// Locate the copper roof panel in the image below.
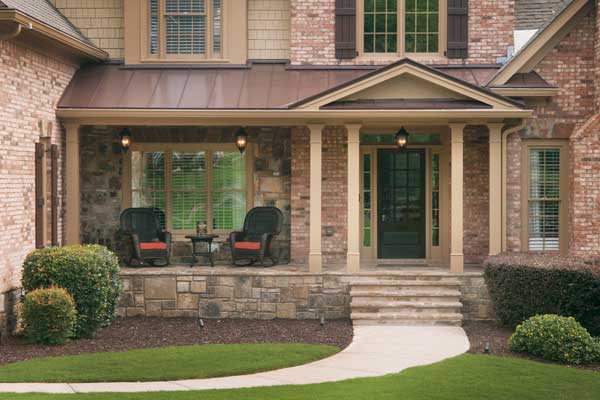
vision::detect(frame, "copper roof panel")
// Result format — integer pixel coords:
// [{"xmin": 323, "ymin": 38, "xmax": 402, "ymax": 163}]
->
[
  {"xmin": 297, "ymin": 71, "xmax": 331, "ymax": 101},
  {"xmin": 59, "ymin": 64, "xmax": 107, "ymax": 108},
  {"xmin": 238, "ymin": 64, "xmax": 274, "ymax": 109},
  {"xmin": 178, "ymin": 71, "xmax": 216, "ymax": 109},
  {"xmin": 148, "ymin": 70, "xmax": 189, "ymax": 108},
  {"xmin": 118, "ymin": 70, "xmax": 163, "ymax": 108},
  {"xmin": 267, "ymin": 68, "xmax": 301, "ymax": 108},
  {"xmin": 89, "ymin": 66, "xmax": 134, "ymax": 108},
  {"xmin": 208, "ymin": 70, "xmax": 246, "ymax": 108}
]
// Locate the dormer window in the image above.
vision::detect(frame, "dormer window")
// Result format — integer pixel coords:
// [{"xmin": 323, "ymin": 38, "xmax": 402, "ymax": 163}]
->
[{"xmin": 148, "ymin": 0, "xmax": 222, "ymax": 59}]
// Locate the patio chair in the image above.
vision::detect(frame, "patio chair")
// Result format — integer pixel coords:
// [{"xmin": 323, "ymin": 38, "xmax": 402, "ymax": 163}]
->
[
  {"xmin": 120, "ymin": 207, "xmax": 171, "ymax": 267},
  {"xmin": 229, "ymin": 207, "xmax": 284, "ymax": 267}
]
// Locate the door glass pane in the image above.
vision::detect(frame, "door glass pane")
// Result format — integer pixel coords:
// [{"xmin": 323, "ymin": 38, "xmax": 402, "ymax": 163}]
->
[
  {"xmin": 363, "ymin": 154, "xmax": 372, "ymax": 247},
  {"xmin": 431, "ymin": 153, "xmax": 440, "ymax": 246}
]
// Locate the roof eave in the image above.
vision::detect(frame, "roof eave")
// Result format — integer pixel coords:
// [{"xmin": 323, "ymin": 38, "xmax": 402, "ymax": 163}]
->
[
  {"xmin": 0, "ymin": 9, "xmax": 108, "ymax": 61},
  {"xmin": 488, "ymin": 0, "xmax": 591, "ymax": 86},
  {"xmin": 490, "ymin": 87, "xmax": 560, "ymax": 97}
]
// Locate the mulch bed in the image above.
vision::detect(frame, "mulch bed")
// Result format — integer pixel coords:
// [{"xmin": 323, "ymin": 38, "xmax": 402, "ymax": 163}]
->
[
  {"xmin": 464, "ymin": 320, "xmax": 600, "ymax": 373},
  {"xmin": 0, "ymin": 317, "xmax": 353, "ymax": 366}
]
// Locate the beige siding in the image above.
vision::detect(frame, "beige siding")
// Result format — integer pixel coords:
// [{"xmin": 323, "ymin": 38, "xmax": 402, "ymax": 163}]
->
[
  {"xmin": 50, "ymin": 0, "xmax": 124, "ymax": 60},
  {"xmin": 248, "ymin": 0, "xmax": 290, "ymax": 60}
]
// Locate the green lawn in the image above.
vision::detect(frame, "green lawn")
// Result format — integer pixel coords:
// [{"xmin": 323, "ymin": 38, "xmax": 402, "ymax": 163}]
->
[
  {"xmin": 0, "ymin": 355, "xmax": 598, "ymax": 400},
  {"xmin": 0, "ymin": 344, "xmax": 338, "ymax": 383}
]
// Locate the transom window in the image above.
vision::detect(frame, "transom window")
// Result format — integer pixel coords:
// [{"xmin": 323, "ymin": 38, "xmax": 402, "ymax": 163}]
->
[
  {"xmin": 362, "ymin": 0, "xmax": 441, "ymax": 55},
  {"xmin": 149, "ymin": 0, "xmax": 222, "ymax": 59},
  {"xmin": 131, "ymin": 146, "xmax": 248, "ymax": 233}
]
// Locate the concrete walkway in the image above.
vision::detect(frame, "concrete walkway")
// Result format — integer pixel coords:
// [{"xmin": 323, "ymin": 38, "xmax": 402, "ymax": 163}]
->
[{"xmin": 0, "ymin": 326, "xmax": 470, "ymax": 394}]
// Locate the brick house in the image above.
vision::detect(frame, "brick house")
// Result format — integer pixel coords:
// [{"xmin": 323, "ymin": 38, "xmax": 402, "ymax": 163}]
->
[{"xmin": 1, "ymin": 0, "xmax": 599, "ymax": 330}]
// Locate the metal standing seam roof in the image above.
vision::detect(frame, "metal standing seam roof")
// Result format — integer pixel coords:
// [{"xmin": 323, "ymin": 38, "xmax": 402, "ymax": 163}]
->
[
  {"xmin": 0, "ymin": 0, "xmax": 93, "ymax": 45},
  {"xmin": 58, "ymin": 62, "xmax": 513, "ymax": 110}
]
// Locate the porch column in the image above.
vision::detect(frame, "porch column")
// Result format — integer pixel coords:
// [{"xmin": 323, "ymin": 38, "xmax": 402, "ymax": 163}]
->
[
  {"xmin": 308, "ymin": 124, "xmax": 324, "ymax": 272},
  {"xmin": 449, "ymin": 124, "xmax": 465, "ymax": 273},
  {"xmin": 488, "ymin": 123, "xmax": 503, "ymax": 256},
  {"xmin": 346, "ymin": 124, "xmax": 362, "ymax": 273},
  {"xmin": 64, "ymin": 122, "xmax": 81, "ymax": 245}
]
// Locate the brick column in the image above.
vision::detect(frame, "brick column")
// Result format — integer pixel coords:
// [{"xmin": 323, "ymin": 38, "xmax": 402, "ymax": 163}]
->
[{"xmin": 450, "ymin": 124, "xmax": 465, "ymax": 273}]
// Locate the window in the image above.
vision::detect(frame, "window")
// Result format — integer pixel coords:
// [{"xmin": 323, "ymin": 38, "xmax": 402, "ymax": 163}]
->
[
  {"xmin": 363, "ymin": 153, "xmax": 372, "ymax": 247},
  {"xmin": 523, "ymin": 141, "xmax": 568, "ymax": 253},
  {"xmin": 360, "ymin": 0, "xmax": 443, "ymax": 56},
  {"xmin": 148, "ymin": 0, "xmax": 222, "ymax": 59},
  {"xmin": 131, "ymin": 145, "xmax": 249, "ymax": 233},
  {"xmin": 431, "ymin": 152, "xmax": 440, "ymax": 246}
]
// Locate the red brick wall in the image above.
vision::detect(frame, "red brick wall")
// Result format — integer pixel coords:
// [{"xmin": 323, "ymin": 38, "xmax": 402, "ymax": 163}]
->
[
  {"xmin": 506, "ymin": 9, "xmax": 596, "ymax": 254},
  {"xmin": 290, "ymin": 0, "xmax": 514, "ymax": 65},
  {"xmin": 0, "ymin": 40, "xmax": 77, "ymax": 304},
  {"xmin": 290, "ymin": 126, "xmax": 348, "ymax": 264}
]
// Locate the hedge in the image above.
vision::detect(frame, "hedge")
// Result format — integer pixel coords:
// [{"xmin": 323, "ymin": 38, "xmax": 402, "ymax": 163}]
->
[
  {"xmin": 484, "ymin": 253, "xmax": 600, "ymax": 336},
  {"xmin": 22, "ymin": 245, "xmax": 122, "ymax": 338},
  {"xmin": 22, "ymin": 287, "xmax": 77, "ymax": 345}
]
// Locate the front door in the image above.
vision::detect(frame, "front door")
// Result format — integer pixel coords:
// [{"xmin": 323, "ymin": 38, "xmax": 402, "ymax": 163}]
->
[{"xmin": 377, "ymin": 149, "xmax": 426, "ymax": 259}]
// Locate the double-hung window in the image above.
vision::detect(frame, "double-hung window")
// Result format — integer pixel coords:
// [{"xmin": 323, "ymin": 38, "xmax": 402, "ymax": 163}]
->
[
  {"xmin": 148, "ymin": 0, "xmax": 222, "ymax": 59},
  {"xmin": 522, "ymin": 141, "xmax": 568, "ymax": 253},
  {"xmin": 361, "ymin": 0, "xmax": 443, "ymax": 56},
  {"xmin": 130, "ymin": 145, "xmax": 249, "ymax": 234}
]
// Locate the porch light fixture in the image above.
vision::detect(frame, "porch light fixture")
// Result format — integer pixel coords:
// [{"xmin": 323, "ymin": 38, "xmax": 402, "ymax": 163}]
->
[
  {"xmin": 119, "ymin": 128, "xmax": 132, "ymax": 153},
  {"xmin": 235, "ymin": 127, "xmax": 248, "ymax": 154},
  {"xmin": 395, "ymin": 126, "xmax": 410, "ymax": 150}
]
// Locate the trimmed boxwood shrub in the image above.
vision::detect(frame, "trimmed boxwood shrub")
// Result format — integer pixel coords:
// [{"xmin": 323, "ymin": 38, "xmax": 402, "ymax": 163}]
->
[
  {"xmin": 22, "ymin": 245, "xmax": 122, "ymax": 338},
  {"xmin": 22, "ymin": 287, "xmax": 77, "ymax": 345},
  {"xmin": 484, "ymin": 253, "xmax": 600, "ymax": 335},
  {"xmin": 509, "ymin": 314, "xmax": 600, "ymax": 365}
]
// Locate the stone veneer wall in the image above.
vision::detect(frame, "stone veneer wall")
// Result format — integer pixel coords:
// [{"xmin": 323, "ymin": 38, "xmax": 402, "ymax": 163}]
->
[
  {"xmin": 0, "ymin": 40, "xmax": 77, "ymax": 334},
  {"xmin": 118, "ymin": 270, "xmax": 492, "ymax": 321},
  {"xmin": 79, "ymin": 126, "xmax": 292, "ymax": 264},
  {"xmin": 290, "ymin": 0, "xmax": 515, "ymax": 65}
]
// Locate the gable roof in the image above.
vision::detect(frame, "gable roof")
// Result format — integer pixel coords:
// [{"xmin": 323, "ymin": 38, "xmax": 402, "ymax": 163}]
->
[
  {"xmin": 291, "ymin": 59, "xmax": 526, "ymax": 111},
  {"xmin": 0, "ymin": 0, "xmax": 91, "ymax": 45},
  {"xmin": 489, "ymin": 0, "xmax": 590, "ymax": 86},
  {"xmin": 515, "ymin": 0, "xmax": 572, "ymax": 30}
]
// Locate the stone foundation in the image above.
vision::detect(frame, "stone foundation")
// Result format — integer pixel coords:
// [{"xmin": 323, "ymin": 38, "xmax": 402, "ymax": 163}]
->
[{"xmin": 118, "ymin": 269, "xmax": 492, "ymax": 322}]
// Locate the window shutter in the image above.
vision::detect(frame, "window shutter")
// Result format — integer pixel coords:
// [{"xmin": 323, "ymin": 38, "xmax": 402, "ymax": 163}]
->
[
  {"xmin": 447, "ymin": 0, "xmax": 468, "ymax": 59},
  {"xmin": 50, "ymin": 144, "xmax": 59, "ymax": 246},
  {"xmin": 35, "ymin": 142, "xmax": 45, "ymax": 249},
  {"xmin": 335, "ymin": 0, "xmax": 357, "ymax": 59}
]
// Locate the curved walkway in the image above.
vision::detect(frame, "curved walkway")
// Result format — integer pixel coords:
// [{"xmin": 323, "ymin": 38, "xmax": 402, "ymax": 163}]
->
[{"xmin": 0, "ymin": 326, "xmax": 470, "ymax": 394}]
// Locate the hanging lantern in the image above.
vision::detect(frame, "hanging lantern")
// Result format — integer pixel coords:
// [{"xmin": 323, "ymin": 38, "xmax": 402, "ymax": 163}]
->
[
  {"xmin": 395, "ymin": 126, "xmax": 409, "ymax": 150},
  {"xmin": 119, "ymin": 128, "xmax": 132, "ymax": 153},
  {"xmin": 235, "ymin": 127, "xmax": 248, "ymax": 154}
]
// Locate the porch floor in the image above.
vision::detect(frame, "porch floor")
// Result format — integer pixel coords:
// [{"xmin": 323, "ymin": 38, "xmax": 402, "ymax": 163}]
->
[{"xmin": 120, "ymin": 262, "xmax": 484, "ymax": 276}]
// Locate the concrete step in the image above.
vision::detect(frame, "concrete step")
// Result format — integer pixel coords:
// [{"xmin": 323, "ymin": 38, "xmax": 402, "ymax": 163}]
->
[
  {"xmin": 351, "ymin": 279, "xmax": 460, "ymax": 287},
  {"xmin": 353, "ymin": 318, "xmax": 463, "ymax": 327},
  {"xmin": 350, "ymin": 289, "xmax": 462, "ymax": 300},
  {"xmin": 349, "ymin": 274, "xmax": 459, "ymax": 283},
  {"xmin": 351, "ymin": 299, "xmax": 463, "ymax": 309}
]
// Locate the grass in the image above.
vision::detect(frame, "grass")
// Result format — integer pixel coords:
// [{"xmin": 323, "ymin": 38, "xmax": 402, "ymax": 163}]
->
[
  {"xmin": 0, "ymin": 344, "xmax": 338, "ymax": 383},
  {"xmin": 0, "ymin": 355, "xmax": 599, "ymax": 400}
]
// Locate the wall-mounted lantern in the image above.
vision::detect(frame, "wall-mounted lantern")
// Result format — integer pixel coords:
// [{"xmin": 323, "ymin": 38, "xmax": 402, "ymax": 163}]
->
[
  {"xmin": 395, "ymin": 126, "xmax": 409, "ymax": 150},
  {"xmin": 119, "ymin": 128, "xmax": 132, "ymax": 153},
  {"xmin": 235, "ymin": 127, "xmax": 248, "ymax": 154}
]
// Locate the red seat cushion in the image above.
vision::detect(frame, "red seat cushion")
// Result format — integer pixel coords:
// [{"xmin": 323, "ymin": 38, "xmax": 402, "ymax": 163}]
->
[
  {"xmin": 139, "ymin": 242, "xmax": 167, "ymax": 251},
  {"xmin": 234, "ymin": 241, "xmax": 261, "ymax": 251}
]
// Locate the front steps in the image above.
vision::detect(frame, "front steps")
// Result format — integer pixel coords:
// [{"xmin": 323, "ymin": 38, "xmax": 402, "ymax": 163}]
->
[{"xmin": 350, "ymin": 275, "xmax": 464, "ymax": 326}]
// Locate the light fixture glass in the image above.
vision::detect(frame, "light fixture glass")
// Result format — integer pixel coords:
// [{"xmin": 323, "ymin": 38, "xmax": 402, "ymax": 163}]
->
[
  {"xmin": 119, "ymin": 128, "xmax": 132, "ymax": 153},
  {"xmin": 395, "ymin": 126, "xmax": 409, "ymax": 150},
  {"xmin": 235, "ymin": 127, "xmax": 248, "ymax": 154}
]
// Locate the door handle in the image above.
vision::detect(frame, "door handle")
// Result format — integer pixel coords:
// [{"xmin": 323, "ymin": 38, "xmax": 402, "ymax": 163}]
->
[{"xmin": 381, "ymin": 214, "xmax": 386, "ymax": 222}]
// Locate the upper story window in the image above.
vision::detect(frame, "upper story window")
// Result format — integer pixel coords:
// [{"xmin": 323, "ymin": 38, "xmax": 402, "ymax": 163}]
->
[
  {"xmin": 148, "ymin": 0, "xmax": 222, "ymax": 59},
  {"xmin": 360, "ymin": 0, "xmax": 443, "ymax": 56}
]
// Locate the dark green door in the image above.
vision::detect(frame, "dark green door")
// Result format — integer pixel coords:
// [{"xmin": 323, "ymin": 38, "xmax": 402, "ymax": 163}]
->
[{"xmin": 377, "ymin": 149, "xmax": 426, "ymax": 259}]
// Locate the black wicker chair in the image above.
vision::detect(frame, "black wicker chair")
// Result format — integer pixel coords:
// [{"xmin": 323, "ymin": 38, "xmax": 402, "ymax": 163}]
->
[
  {"xmin": 230, "ymin": 207, "xmax": 284, "ymax": 267},
  {"xmin": 120, "ymin": 207, "xmax": 171, "ymax": 266}
]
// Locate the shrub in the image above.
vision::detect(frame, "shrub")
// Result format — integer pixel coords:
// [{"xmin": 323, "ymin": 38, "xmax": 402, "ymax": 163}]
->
[
  {"xmin": 22, "ymin": 287, "xmax": 77, "ymax": 345},
  {"xmin": 509, "ymin": 314, "xmax": 600, "ymax": 365},
  {"xmin": 484, "ymin": 253, "xmax": 600, "ymax": 335},
  {"xmin": 22, "ymin": 245, "xmax": 122, "ymax": 338}
]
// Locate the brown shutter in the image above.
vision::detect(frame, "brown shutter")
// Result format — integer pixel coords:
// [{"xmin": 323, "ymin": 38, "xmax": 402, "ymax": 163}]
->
[
  {"xmin": 35, "ymin": 142, "xmax": 45, "ymax": 249},
  {"xmin": 447, "ymin": 0, "xmax": 468, "ymax": 59},
  {"xmin": 335, "ymin": 0, "xmax": 357, "ymax": 59},
  {"xmin": 51, "ymin": 144, "xmax": 59, "ymax": 246}
]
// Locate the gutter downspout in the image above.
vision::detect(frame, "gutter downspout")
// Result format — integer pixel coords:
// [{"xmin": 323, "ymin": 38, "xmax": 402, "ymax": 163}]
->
[
  {"xmin": 501, "ymin": 121, "xmax": 527, "ymax": 252},
  {"xmin": 0, "ymin": 22, "xmax": 23, "ymax": 40}
]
